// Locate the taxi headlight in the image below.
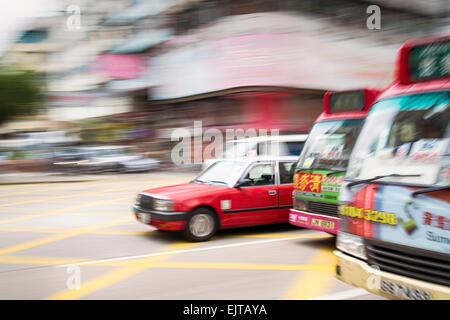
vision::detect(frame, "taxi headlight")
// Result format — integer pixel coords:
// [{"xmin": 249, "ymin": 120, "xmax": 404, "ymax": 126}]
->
[
  {"xmin": 336, "ymin": 232, "xmax": 367, "ymax": 260},
  {"xmin": 153, "ymin": 199, "xmax": 174, "ymax": 212},
  {"xmin": 135, "ymin": 194, "xmax": 142, "ymax": 206}
]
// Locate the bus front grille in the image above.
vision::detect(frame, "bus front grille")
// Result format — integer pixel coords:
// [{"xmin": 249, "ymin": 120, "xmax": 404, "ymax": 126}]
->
[
  {"xmin": 366, "ymin": 238, "xmax": 450, "ymax": 287},
  {"xmin": 307, "ymin": 201, "xmax": 339, "ymax": 217}
]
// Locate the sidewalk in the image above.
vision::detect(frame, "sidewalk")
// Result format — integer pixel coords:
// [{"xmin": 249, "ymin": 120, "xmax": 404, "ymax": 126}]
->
[
  {"xmin": 0, "ymin": 168, "xmax": 201, "ymax": 185},
  {"xmin": 0, "ymin": 172, "xmax": 106, "ymax": 185}
]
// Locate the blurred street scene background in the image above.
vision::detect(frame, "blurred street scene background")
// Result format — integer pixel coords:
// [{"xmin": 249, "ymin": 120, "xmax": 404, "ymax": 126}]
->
[{"xmin": 0, "ymin": 0, "xmax": 449, "ymax": 183}]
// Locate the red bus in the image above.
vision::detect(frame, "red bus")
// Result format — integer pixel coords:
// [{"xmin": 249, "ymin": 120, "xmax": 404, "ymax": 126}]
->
[
  {"xmin": 335, "ymin": 33, "xmax": 450, "ymax": 300},
  {"xmin": 289, "ymin": 88, "xmax": 381, "ymax": 234}
]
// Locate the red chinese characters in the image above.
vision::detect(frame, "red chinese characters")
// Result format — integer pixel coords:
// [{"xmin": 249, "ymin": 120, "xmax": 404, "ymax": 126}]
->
[
  {"xmin": 295, "ymin": 173, "xmax": 323, "ymax": 193},
  {"xmin": 423, "ymin": 212, "xmax": 450, "ymax": 230}
]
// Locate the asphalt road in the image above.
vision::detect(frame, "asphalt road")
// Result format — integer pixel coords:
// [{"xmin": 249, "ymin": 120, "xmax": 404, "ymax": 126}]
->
[{"xmin": 0, "ymin": 171, "xmax": 384, "ymax": 300}]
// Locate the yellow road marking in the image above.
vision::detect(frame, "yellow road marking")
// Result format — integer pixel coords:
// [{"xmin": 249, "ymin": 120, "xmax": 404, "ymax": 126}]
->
[
  {"xmin": 47, "ymin": 242, "xmax": 200, "ymax": 300},
  {"xmin": 0, "ymin": 196, "xmax": 132, "ymax": 225},
  {"xmin": 50, "ymin": 265, "xmax": 148, "ymax": 299},
  {"xmin": 0, "ymin": 187, "xmax": 134, "ymax": 208},
  {"xmin": 0, "ymin": 227, "xmax": 331, "ymax": 240},
  {"xmin": 0, "ymin": 181, "xmax": 118, "ymax": 198},
  {"xmin": 116, "ymin": 261, "xmax": 335, "ymax": 271},
  {"xmin": 283, "ymin": 249, "xmax": 337, "ymax": 300},
  {"xmin": 0, "ymin": 253, "xmax": 335, "ymax": 272},
  {"xmin": 0, "ymin": 255, "xmax": 128, "ymax": 267},
  {"xmin": 0, "ymin": 255, "xmax": 88, "ymax": 267},
  {"xmin": 0, "ymin": 227, "xmax": 152, "ymax": 236},
  {"xmin": 0, "ymin": 216, "xmax": 133, "ymax": 256}
]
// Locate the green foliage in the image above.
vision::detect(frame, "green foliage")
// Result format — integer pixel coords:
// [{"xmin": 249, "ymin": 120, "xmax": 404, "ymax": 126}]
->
[{"xmin": 0, "ymin": 68, "xmax": 43, "ymax": 125}]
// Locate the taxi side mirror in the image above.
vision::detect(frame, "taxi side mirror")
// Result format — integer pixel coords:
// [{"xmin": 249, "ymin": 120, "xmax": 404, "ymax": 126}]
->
[{"xmin": 235, "ymin": 178, "xmax": 252, "ymax": 188}]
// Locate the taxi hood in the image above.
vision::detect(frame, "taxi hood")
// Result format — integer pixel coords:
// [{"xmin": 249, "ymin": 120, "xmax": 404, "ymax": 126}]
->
[{"xmin": 140, "ymin": 182, "xmax": 229, "ymax": 201}]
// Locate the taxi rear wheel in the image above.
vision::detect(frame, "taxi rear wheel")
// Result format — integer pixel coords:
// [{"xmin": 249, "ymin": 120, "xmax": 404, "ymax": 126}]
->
[{"xmin": 184, "ymin": 208, "xmax": 218, "ymax": 242}]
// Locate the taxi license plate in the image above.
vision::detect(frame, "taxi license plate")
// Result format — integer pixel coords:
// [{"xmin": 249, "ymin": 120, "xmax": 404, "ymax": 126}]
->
[
  {"xmin": 311, "ymin": 218, "xmax": 334, "ymax": 230},
  {"xmin": 136, "ymin": 213, "xmax": 151, "ymax": 224},
  {"xmin": 380, "ymin": 279, "xmax": 431, "ymax": 300}
]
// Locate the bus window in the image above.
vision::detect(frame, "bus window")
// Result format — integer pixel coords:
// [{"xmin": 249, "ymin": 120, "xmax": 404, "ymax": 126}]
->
[
  {"xmin": 347, "ymin": 91, "xmax": 450, "ymax": 185},
  {"xmin": 296, "ymin": 119, "xmax": 364, "ymax": 171}
]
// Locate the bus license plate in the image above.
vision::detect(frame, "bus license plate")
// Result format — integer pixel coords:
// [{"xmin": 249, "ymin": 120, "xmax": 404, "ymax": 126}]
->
[
  {"xmin": 380, "ymin": 279, "xmax": 431, "ymax": 300},
  {"xmin": 311, "ymin": 218, "xmax": 334, "ymax": 230}
]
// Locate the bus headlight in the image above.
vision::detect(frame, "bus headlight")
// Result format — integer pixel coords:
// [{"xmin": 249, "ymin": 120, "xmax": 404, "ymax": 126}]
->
[
  {"xmin": 346, "ymin": 157, "xmax": 361, "ymax": 178},
  {"xmin": 294, "ymin": 197, "xmax": 308, "ymax": 211},
  {"xmin": 153, "ymin": 199, "xmax": 174, "ymax": 212},
  {"xmin": 336, "ymin": 232, "xmax": 367, "ymax": 260}
]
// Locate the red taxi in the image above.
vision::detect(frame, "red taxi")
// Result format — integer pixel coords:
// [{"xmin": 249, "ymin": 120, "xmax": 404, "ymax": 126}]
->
[{"xmin": 133, "ymin": 156, "xmax": 298, "ymax": 241}]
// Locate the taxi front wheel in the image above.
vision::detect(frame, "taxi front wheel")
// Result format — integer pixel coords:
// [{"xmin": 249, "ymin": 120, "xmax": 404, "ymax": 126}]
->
[{"xmin": 184, "ymin": 208, "xmax": 218, "ymax": 242}]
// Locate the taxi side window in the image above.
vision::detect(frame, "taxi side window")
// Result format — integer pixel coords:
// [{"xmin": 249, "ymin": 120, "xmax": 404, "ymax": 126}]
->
[
  {"xmin": 279, "ymin": 161, "xmax": 295, "ymax": 184},
  {"xmin": 245, "ymin": 163, "xmax": 275, "ymax": 186}
]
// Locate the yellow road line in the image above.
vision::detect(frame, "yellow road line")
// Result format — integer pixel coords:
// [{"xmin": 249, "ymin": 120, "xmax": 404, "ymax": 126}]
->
[
  {"xmin": 0, "ymin": 196, "xmax": 132, "ymax": 225},
  {"xmin": 47, "ymin": 242, "xmax": 201, "ymax": 300},
  {"xmin": 0, "ymin": 187, "xmax": 134, "ymax": 208},
  {"xmin": 0, "ymin": 227, "xmax": 331, "ymax": 240},
  {"xmin": 118, "ymin": 261, "xmax": 334, "ymax": 271},
  {"xmin": 0, "ymin": 255, "xmax": 88, "ymax": 267},
  {"xmin": 0, "ymin": 227, "xmax": 151, "ymax": 236},
  {"xmin": 0, "ymin": 255, "xmax": 127, "ymax": 267},
  {"xmin": 283, "ymin": 249, "xmax": 337, "ymax": 300},
  {"xmin": 0, "ymin": 254, "xmax": 335, "ymax": 272},
  {"xmin": 0, "ymin": 216, "xmax": 133, "ymax": 256},
  {"xmin": 0, "ymin": 181, "xmax": 117, "ymax": 198}
]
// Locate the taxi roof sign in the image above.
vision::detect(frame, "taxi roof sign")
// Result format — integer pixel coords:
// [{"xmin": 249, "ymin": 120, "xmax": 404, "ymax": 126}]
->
[
  {"xmin": 323, "ymin": 88, "xmax": 381, "ymax": 114},
  {"xmin": 396, "ymin": 34, "xmax": 450, "ymax": 84}
]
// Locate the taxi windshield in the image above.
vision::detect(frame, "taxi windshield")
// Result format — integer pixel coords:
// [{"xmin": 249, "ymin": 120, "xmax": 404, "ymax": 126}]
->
[
  {"xmin": 347, "ymin": 91, "xmax": 450, "ymax": 186},
  {"xmin": 194, "ymin": 160, "xmax": 248, "ymax": 186},
  {"xmin": 296, "ymin": 119, "xmax": 364, "ymax": 171},
  {"xmin": 223, "ymin": 141, "xmax": 257, "ymax": 158}
]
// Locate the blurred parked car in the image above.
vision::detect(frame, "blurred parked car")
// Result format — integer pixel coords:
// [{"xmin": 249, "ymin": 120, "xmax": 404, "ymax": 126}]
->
[
  {"xmin": 202, "ymin": 134, "xmax": 307, "ymax": 170},
  {"xmin": 0, "ymin": 151, "xmax": 13, "ymax": 172},
  {"xmin": 77, "ymin": 146, "xmax": 160, "ymax": 174},
  {"xmin": 134, "ymin": 156, "xmax": 298, "ymax": 241},
  {"xmin": 52, "ymin": 147, "xmax": 90, "ymax": 173}
]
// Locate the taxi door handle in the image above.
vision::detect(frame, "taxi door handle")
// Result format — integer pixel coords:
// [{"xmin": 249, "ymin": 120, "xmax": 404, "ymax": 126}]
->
[{"xmin": 268, "ymin": 190, "xmax": 277, "ymax": 195}]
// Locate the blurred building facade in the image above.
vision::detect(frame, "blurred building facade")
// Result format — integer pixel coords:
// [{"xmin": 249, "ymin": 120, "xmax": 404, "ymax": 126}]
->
[{"xmin": 1, "ymin": 0, "xmax": 449, "ymax": 164}]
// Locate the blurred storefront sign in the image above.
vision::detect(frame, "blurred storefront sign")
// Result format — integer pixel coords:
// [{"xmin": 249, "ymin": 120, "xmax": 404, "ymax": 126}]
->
[
  {"xmin": 95, "ymin": 54, "xmax": 149, "ymax": 80},
  {"xmin": 150, "ymin": 30, "xmax": 395, "ymax": 101},
  {"xmin": 74, "ymin": 115, "xmax": 155, "ymax": 143},
  {"xmin": 149, "ymin": 11, "xmax": 397, "ymax": 101},
  {"xmin": 109, "ymin": 29, "xmax": 173, "ymax": 54},
  {"xmin": 0, "ymin": 119, "xmax": 72, "ymax": 135},
  {"xmin": 369, "ymin": 0, "xmax": 449, "ymax": 17},
  {"xmin": 48, "ymin": 73, "xmax": 109, "ymax": 92},
  {"xmin": 47, "ymin": 96, "xmax": 132, "ymax": 122},
  {"xmin": 107, "ymin": 79, "xmax": 153, "ymax": 92},
  {"xmin": 104, "ymin": 0, "xmax": 174, "ymax": 25}
]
